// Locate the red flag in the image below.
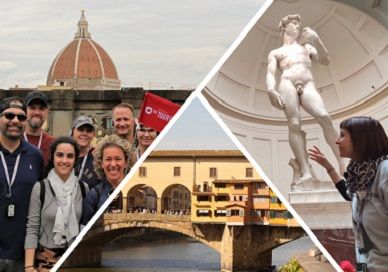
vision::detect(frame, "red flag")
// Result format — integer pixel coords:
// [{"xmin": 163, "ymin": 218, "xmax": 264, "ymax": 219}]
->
[{"xmin": 138, "ymin": 92, "xmax": 181, "ymax": 132}]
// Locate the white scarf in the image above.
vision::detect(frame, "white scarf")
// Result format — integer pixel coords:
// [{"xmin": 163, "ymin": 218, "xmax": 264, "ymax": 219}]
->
[{"xmin": 47, "ymin": 168, "xmax": 79, "ymax": 246}]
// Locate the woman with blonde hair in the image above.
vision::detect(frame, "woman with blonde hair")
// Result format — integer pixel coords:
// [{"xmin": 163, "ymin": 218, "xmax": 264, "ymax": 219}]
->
[{"xmin": 81, "ymin": 134, "xmax": 130, "ymax": 225}]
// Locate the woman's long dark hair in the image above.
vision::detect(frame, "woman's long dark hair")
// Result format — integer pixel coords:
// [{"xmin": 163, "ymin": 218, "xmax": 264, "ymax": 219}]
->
[
  {"xmin": 340, "ymin": 117, "xmax": 388, "ymax": 161},
  {"xmin": 44, "ymin": 136, "xmax": 80, "ymax": 177}
]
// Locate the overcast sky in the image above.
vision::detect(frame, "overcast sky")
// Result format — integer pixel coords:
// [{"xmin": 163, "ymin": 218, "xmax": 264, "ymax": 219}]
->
[
  {"xmin": 156, "ymin": 97, "xmax": 237, "ymax": 150},
  {"xmin": 0, "ymin": 0, "xmax": 266, "ymax": 90}
]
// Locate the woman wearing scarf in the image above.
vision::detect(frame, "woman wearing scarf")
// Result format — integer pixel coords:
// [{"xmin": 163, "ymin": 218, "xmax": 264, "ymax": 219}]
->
[
  {"xmin": 309, "ymin": 117, "xmax": 388, "ymax": 271},
  {"xmin": 81, "ymin": 134, "xmax": 129, "ymax": 226},
  {"xmin": 24, "ymin": 137, "xmax": 88, "ymax": 272}
]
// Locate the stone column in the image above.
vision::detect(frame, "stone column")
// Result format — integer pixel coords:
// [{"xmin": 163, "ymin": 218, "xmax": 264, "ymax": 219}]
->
[
  {"xmin": 122, "ymin": 195, "xmax": 128, "ymax": 213},
  {"xmin": 220, "ymin": 225, "xmax": 273, "ymax": 271},
  {"xmin": 157, "ymin": 197, "xmax": 162, "ymax": 214},
  {"xmin": 49, "ymin": 90, "xmax": 75, "ymax": 137}
]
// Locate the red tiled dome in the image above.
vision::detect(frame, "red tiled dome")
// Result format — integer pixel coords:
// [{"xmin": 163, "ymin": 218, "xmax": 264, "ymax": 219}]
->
[{"xmin": 46, "ymin": 11, "xmax": 121, "ymax": 90}]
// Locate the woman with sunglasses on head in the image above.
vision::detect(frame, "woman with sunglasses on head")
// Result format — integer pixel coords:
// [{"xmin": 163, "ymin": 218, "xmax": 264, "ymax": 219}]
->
[
  {"xmin": 309, "ymin": 117, "xmax": 388, "ymax": 271},
  {"xmin": 24, "ymin": 137, "xmax": 88, "ymax": 272},
  {"xmin": 130, "ymin": 123, "xmax": 158, "ymax": 166},
  {"xmin": 81, "ymin": 134, "xmax": 129, "ymax": 225}
]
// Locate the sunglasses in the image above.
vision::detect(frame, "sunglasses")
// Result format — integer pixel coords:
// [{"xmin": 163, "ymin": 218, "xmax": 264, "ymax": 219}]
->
[{"xmin": 0, "ymin": 112, "xmax": 27, "ymax": 122}]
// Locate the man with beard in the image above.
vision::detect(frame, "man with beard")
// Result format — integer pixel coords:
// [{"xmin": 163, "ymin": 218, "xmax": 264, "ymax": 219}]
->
[
  {"xmin": 0, "ymin": 98, "xmax": 43, "ymax": 272},
  {"xmin": 24, "ymin": 91, "xmax": 55, "ymax": 166},
  {"xmin": 112, "ymin": 103, "xmax": 135, "ymax": 147}
]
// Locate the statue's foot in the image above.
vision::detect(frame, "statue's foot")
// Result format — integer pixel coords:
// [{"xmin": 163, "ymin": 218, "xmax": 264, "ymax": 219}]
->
[
  {"xmin": 300, "ymin": 173, "xmax": 313, "ymax": 182},
  {"xmin": 292, "ymin": 174, "xmax": 321, "ymax": 192}
]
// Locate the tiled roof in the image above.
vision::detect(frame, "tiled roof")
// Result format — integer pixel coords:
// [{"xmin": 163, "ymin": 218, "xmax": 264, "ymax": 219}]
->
[{"xmin": 150, "ymin": 150, "xmax": 244, "ymax": 157}]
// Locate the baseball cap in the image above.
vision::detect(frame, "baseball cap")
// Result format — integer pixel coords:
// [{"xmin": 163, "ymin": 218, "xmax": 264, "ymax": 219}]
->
[
  {"xmin": 72, "ymin": 116, "xmax": 95, "ymax": 130},
  {"xmin": 0, "ymin": 96, "xmax": 27, "ymax": 114},
  {"xmin": 25, "ymin": 91, "xmax": 48, "ymax": 107}
]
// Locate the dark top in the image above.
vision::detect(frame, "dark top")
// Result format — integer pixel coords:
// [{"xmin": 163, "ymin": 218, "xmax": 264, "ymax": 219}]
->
[
  {"xmin": 0, "ymin": 140, "xmax": 43, "ymax": 259},
  {"xmin": 81, "ymin": 180, "xmax": 112, "ymax": 225},
  {"xmin": 75, "ymin": 148, "xmax": 102, "ymax": 189},
  {"xmin": 335, "ymin": 180, "xmax": 352, "ymax": 201}
]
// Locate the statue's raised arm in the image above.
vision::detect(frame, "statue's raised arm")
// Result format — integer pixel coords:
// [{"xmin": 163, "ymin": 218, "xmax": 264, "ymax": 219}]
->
[{"xmin": 300, "ymin": 27, "xmax": 330, "ymax": 65}]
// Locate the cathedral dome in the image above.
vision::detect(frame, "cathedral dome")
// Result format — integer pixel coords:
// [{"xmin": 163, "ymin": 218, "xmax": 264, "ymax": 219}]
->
[{"xmin": 46, "ymin": 11, "xmax": 121, "ymax": 90}]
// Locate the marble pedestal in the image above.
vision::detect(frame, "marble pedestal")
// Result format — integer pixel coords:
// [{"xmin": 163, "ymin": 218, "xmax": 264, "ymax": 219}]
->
[
  {"xmin": 289, "ymin": 181, "xmax": 355, "ymax": 264},
  {"xmin": 289, "ymin": 181, "xmax": 352, "ymax": 229}
]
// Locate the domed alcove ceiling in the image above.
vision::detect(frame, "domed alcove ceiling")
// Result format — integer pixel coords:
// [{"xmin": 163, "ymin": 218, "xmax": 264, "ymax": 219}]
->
[
  {"xmin": 46, "ymin": 11, "xmax": 121, "ymax": 90},
  {"xmin": 204, "ymin": 0, "xmax": 388, "ymax": 197}
]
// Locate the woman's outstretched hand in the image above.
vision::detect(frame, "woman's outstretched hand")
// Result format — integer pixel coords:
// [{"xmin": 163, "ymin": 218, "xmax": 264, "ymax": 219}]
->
[{"xmin": 308, "ymin": 145, "xmax": 332, "ymax": 171}]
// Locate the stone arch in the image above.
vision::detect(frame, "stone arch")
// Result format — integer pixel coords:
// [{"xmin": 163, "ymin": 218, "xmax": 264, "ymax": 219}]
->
[
  {"xmin": 101, "ymin": 221, "xmax": 220, "ymax": 252},
  {"xmin": 161, "ymin": 184, "xmax": 191, "ymax": 214},
  {"xmin": 126, "ymin": 184, "xmax": 158, "ymax": 213}
]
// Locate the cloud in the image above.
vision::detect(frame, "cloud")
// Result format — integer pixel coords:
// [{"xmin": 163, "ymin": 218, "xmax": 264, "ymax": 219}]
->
[
  {"xmin": 0, "ymin": 0, "xmax": 265, "ymax": 89},
  {"xmin": 0, "ymin": 61, "xmax": 17, "ymax": 73}
]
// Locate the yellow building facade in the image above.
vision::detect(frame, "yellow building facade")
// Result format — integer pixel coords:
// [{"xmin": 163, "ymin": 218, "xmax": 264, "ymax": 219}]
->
[{"xmin": 121, "ymin": 150, "xmax": 298, "ymax": 226}]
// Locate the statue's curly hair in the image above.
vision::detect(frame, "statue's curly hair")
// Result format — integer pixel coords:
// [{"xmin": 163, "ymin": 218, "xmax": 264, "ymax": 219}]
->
[{"xmin": 278, "ymin": 14, "xmax": 301, "ymax": 35}]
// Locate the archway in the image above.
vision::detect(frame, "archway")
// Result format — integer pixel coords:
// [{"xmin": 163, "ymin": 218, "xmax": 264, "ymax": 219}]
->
[
  {"xmin": 126, "ymin": 184, "xmax": 158, "ymax": 213},
  {"xmin": 161, "ymin": 184, "xmax": 191, "ymax": 215}
]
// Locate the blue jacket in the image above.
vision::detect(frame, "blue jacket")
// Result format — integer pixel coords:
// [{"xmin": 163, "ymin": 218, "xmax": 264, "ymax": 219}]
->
[
  {"xmin": 81, "ymin": 180, "xmax": 112, "ymax": 225},
  {"xmin": 0, "ymin": 140, "xmax": 43, "ymax": 259}
]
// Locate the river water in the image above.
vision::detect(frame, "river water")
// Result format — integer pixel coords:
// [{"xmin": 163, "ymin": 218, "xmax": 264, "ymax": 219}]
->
[{"xmin": 61, "ymin": 232, "xmax": 313, "ymax": 272}]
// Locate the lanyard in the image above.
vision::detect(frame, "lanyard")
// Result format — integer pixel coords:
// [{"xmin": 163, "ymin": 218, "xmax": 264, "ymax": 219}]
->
[
  {"xmin": 24, "ymin": 131, "xmax": 43, "ymax": 149},
  {"xmin": 77, "ymin": 154, "xmax": 88, "ymax": 181},
  {"xmin": 0, "ymin": 151, "xmax": 21, "ymax": 198}
]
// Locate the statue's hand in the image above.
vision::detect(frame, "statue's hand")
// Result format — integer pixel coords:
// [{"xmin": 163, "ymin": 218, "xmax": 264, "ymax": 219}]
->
[
  {"xmin": 300, "ymin": 27, "xmax": 319, "ymax": 44},
  {"xmin": 268, "ymin": 90, "xmax": 285, "ymax": 110}
]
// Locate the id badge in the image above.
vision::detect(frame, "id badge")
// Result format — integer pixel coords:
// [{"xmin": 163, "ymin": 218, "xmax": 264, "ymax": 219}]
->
[{"xmin": 7, "ymin": 204, "xmax": 15, "ymax": 218}]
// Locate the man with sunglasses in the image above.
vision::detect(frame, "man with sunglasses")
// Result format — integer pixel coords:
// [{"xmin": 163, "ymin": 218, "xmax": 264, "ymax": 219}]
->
[
  {"xmin": 0, "ymin": 98, "xmax": 43, "ymax": 272},
  {"xmin": 71, "ymin": 116, "xmax": 101, "ymax": 189},
  {"xmin": 24, "ymin": 91, "xmax": 55, "ymax": 167}
]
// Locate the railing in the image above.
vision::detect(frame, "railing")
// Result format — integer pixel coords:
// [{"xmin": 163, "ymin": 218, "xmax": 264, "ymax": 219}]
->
[{"xmin": 103, "ymin": 213, "xmax": 191, "ymax": 222}]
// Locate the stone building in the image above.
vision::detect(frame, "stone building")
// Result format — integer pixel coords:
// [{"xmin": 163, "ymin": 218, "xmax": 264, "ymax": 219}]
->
[
  {"xmin": 124, "ymin": 150, "xmax": 297, "ymax": 227},
  {"xmin": 1, "ymin": 11, "xmax": 192, "ymax": 137},
  {"xmin": 44, "ymin": 11, "xmax": 121, "ymax": 91}
]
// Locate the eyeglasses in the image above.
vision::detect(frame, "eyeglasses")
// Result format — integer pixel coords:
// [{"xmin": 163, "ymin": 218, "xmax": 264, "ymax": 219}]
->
[
  {"xmin": 55, "ymin": 152, "xmax": 76, "ymax": 159},
  {"xmin": 138, "ymin": 128, "xmax": 157, "ymax": 135},
  {"xmin": 0, "ymin": 112, "xmax": 27, "ymax": 122}
]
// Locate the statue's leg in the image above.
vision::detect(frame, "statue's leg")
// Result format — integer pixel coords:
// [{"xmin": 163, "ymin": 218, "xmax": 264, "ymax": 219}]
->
[
  {"xmin": 301, "ymin": 82, "xmax": 347, "ymax": 175},
  {"xmin": 279, "ymin": 80, "xmax": 312, "ymax": 180}
]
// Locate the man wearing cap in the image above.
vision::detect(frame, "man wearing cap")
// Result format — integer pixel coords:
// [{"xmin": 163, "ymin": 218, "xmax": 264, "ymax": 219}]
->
[
  {"xmin": 24, "ymin": 91, "xmax": 55, "ymax": 167},
  {"xmin": 112, "ymin": 103, "xmax": 135, "ymax": 146},
  {"xmin": 71, "ymin": 116, "xmax": 101, "ymax": 189},
  {"xmin": 0, "ymin": 97, "xmax": 43, "ymax": 272}
]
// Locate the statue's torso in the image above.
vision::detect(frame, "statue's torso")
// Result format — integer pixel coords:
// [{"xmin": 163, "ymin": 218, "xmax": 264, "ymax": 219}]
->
[{"xmin": 275, "ymin": 44, "xmax": 314, "ymax": 84}]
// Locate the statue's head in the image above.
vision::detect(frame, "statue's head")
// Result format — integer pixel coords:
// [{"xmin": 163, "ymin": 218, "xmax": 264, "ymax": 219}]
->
[{"xmin": 278, "ymin": 14, "xmax": 301, "ymax": 37}]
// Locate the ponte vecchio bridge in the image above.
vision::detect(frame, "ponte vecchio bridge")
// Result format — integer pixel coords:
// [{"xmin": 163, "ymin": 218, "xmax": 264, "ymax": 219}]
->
[{"xmin": 65, "ymin": 151, "xmax": 306, "ymax": 271}]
